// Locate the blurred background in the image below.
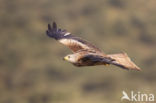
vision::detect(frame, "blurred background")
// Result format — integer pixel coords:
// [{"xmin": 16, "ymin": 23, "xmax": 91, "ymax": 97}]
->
[{"xmin": 0, "ymin": 0, "xmax": 156, "ymax": 103}]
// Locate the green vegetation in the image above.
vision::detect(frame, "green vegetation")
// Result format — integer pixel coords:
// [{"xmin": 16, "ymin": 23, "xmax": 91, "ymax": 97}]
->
[{"xmin": 0, "ymin": 0, "xmax": 156, "ymax": 103}]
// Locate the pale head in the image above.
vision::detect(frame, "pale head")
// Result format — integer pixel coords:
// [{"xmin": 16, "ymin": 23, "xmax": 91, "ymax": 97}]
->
[{"xmin": 63, "ymin": 54, "xmax": 79, "ymax": 63}]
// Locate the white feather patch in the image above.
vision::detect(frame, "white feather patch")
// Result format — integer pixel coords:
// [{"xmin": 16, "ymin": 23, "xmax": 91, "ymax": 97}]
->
[{"xmin": 64, "ymin": 32, "xmax": 71, "ymax": 36}]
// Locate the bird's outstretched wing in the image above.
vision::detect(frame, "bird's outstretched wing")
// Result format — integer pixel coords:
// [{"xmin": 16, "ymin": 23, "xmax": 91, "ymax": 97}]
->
[{"xmin": 46, "ymin": 22, "xmax": 101, "ymax": 53}]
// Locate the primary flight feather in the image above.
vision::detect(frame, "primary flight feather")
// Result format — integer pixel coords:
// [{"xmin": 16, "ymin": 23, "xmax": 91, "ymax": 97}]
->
[{"xmin": 46, "ymin": 22, "xmax": 141, "ymax": 71}]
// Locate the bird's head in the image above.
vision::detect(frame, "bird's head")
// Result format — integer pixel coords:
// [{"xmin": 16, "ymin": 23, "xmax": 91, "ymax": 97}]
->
[{"xmin": 63, "ymin": 54, "xmax": 79, "ymax": 63}]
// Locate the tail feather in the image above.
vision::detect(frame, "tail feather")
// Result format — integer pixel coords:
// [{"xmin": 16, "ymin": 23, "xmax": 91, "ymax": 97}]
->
[{"xmin": 107, "ymin": 53, "xmax": 141, "ymax": 71}]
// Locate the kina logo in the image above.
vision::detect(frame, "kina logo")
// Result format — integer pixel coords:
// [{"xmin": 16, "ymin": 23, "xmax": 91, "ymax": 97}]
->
[{"xmin": 121, "ymin": 90, "xmax": 154, "ymax": 102}]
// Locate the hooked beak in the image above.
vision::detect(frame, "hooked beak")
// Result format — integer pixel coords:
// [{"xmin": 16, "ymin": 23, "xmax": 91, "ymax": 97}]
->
[{"xmin": 63, "ymin": 56, "xmax": 68, "ymax": 61}]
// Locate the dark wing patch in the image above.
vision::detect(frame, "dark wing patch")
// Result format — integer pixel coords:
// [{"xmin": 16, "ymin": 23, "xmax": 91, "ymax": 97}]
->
[
  {"xmin": 46, "ymin": 22, "xmax": 102, "ymax": 53},
  {"xmin": 79, "ymin": 54, "xmax": 115, "ymax": 65}
]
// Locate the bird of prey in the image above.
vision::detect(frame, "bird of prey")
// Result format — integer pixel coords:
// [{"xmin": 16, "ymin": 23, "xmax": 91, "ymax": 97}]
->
[{"xmin": 46, "ymin": 22, "xmax": 141, "ymax": 71}]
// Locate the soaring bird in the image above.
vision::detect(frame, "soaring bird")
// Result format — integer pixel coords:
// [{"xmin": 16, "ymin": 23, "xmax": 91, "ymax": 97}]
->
[{"xmin": 46, "ymin": 22, "xmax": 141, "ymax": 71}]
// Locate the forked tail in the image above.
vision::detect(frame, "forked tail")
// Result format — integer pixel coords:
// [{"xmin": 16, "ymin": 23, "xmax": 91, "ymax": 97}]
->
[{"xmin": 107, "ymin": 53, "xmax": 141, "ymax": 71}]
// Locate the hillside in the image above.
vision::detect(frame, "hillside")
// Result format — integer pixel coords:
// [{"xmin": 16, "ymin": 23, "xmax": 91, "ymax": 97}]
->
[{"xmin": 0, "ymin": 0, "xmax": 156, "ymax": 103}]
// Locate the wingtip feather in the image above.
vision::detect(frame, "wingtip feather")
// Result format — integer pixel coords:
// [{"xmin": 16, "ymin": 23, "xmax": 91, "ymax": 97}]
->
[
  {"xmin": 48, "ymin": 24, "xmax": 51, "ymax": 30},
  {"xmin": 53, "ymin": 22, "xmax": 57, "ymax": 29}
]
